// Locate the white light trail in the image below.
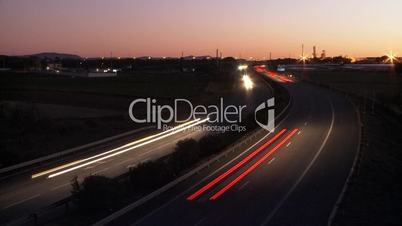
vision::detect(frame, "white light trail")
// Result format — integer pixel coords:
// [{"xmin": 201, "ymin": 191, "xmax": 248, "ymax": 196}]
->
[
  {"xmin": 32, "ymin": 119, "xmax": 201, "ymax": 179},
  {"xmin": 47, "ymin": 118, "xmax": 209, "ymax": 178}
]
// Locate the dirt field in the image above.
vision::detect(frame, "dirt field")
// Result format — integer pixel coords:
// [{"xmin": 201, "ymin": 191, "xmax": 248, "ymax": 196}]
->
[{"xmin": 297, "ymin": 70, "xmax": 402, "ymax": 112}]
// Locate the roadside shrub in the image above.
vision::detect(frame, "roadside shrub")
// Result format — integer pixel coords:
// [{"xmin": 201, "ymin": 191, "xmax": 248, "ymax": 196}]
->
[
  {"xmin": 128, "ymin": 160, "xmax": 174, "ymax": 192},
  {"xmin": 395, "ymin": 63, "xmax": 402, "ymax": 74},
  {"xmin": 71, "ymin": 176, "xmax": 124, "ymax": 212},
  {"xmin": 169, "ymin": 139, "xmax": 200, "ymax": 173},
  {"xmin": 72, "ymin": 132, "xmax": 245, "ymax": 213},
  {"xmin": 198, "ymin": 135, "xmax": 223, "ymax": 157}
]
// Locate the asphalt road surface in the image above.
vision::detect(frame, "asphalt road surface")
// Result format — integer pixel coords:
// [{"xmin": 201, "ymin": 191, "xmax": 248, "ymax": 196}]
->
[
  {"xmin": 109, "ymin": 77, "xmax": 359, "ymax": 226},
  {"xmin": 0, "ymin": 73, "xmax": 272, "ymax": 225}
]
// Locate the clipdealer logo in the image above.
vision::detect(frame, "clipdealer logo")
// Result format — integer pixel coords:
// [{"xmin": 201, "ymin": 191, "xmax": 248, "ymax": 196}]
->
[
  {"xmin": 128, "ymin": 97, "xmax": 275, "ymax": 132},
  {"xmin": 254, "ymin": 97, "xmax": 275, "ymax": 132},
  {"xmin": 128, "ymin": 98, "xmax": 246, "ymax": 130}
]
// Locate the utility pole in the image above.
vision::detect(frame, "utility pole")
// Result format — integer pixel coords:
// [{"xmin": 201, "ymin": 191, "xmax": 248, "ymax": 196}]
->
[
  {"xmin": 313, "ymin": 46, "xmax": 317, "ymax": 59},
  {"xmin": 215, "ymin": 49, "xmax": 220, "ymax": 70},
  {"xmin": 110, "ymin": 51, "xmax": 113, "ymax": 69}
]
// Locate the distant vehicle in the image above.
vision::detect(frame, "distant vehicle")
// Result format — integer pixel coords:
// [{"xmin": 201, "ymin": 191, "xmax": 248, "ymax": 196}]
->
[{"xmin": 277, "ymin": 65, "xmax": 286, "ymax": 72}]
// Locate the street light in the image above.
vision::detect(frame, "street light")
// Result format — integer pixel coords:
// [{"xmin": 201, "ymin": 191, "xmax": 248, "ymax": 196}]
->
[
  {"xmin": 299, "ymin": 55, "xmax": 308, "ymax": 64},
  {"xmin": 386, "ymin": 51, "xmax": 398, "ymax": 64},
  {"xmin": 238, "ymin": 65, "xmax": 248, "ymax": 71}
]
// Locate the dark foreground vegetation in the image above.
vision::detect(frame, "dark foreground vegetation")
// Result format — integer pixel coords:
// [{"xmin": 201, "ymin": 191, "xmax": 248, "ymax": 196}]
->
[
  {"xmin": 69, "ymin": 124, "xmax": 254, "ymax": 224},
  {"xmin": 335, "ymin": 99, "xmax": 402, "ymax": 225}
]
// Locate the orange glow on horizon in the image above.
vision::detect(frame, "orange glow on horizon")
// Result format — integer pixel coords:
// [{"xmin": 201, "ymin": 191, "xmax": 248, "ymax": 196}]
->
[{"xmin": 0, "ymin": 1, "xmax": 401, "ymax": 58}]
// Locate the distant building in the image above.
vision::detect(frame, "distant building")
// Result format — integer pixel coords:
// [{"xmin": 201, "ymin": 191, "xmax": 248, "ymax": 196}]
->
[
  {"xmin": 313, "ymin": 46, "xmax": 317, "ymax": 59},
  {"xmin": 321, "ymin": 50, "xmax": 326, "ymax": 59},
  {"xmin": 46, "ymin": 62, "xmax": 62, "ymax": 71}
]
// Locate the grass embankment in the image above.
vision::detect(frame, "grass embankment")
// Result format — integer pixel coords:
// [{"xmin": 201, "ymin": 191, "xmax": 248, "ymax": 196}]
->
[
  {"xmin": 295, "ymin": 69, "xmax": 402, "ymax": 225},
  {"xmin": 0, "ymin": 70, "xmax": 217, "ymax": 167}
]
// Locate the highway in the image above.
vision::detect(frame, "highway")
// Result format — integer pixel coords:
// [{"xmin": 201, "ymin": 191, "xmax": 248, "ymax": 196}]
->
[
  {"xmin": 106, "ymin": 70, "xmax": 360, "ymax": 226},
  {"xmin": 0, "ymin": 121, "xmax": 207, "ymax": 224},
  {"xmin": 0, "ymin": 71, "xmax": 272, "ymax": 225}
]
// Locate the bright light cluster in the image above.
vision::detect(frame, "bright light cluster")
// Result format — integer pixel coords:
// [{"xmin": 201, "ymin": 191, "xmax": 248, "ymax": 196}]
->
[
  {"xmin": 386, "ymin": 51, "xmax": 398, "ymax": 64},
  {"xmin": 238, "ymin": 65, "xmax": 248, "ymax": 71},
  {"xmin": 242, "ymin": 75, "xmax": 254, "ymax": 90},
  {"xmin": 299, "ymin": 55, "xmax": 308, "ymax": 64}
]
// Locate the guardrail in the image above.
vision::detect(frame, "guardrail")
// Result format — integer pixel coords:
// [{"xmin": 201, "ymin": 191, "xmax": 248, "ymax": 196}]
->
[
  {"xmin": 0, "ymin": 126, "xmax": 154, "ymax": 178},
  {"xmin": 6, "ymin": 71, "xmax": 293, "ymax": 226},
  {"xmin": 293, "ymin": 76, "xmax": 368, "ymax": 226},
  {"xmin": 93, "ymin": 77, "xmax": 292, "ymax": 226},
  {"xmin": 299, "ymin": 79, "xmax": 373, "ymax": 226}
]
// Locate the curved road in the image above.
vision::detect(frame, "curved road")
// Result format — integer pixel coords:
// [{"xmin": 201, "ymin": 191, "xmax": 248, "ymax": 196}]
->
[
  {"xmin": 0, "ymin": 72, "xmax": 272, "ymax": 225},
  {"xmin": 109, "ymin": 75, "xmax": 359, "ymax": 226}
]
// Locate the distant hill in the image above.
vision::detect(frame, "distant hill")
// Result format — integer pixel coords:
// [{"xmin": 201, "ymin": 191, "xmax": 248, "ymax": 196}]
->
[{"xmin": 28, "ymin": 52, "xmax": 82, "ymax": 60}]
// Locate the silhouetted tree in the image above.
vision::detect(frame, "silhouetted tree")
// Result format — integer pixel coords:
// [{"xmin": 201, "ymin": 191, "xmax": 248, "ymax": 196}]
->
[
  {"xmin": 169, "ymin": 139, "xmax": 199, "ymax": 172},
  {"xmin": 128, "ymin": 160, "xmax": 173, "ymax": 192},
  {"xmin": 395, "ymin": 63, "xmax": 402, "ymax": 74},
  {"xmin": 71, "ymin": 176, "xmax": 124, "ymax": 212},
  {"xmin": 198, "ymin": 135, "xmax": 223, "ymax": 157}
]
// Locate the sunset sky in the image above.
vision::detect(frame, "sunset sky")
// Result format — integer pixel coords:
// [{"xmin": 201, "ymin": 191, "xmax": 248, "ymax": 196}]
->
[{"xmin": 0, "ymin": 0, "xmax": 401, "ymax": 58}]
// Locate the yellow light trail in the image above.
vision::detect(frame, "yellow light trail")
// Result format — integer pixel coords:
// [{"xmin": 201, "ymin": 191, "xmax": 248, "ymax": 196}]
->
[
  {"xmin": 31, "ymin": 118, "xmax": 201, "ymax": 179},
  {"xmin": 46, "ymin": 118, "xmax": 209, "ymax": 178}
]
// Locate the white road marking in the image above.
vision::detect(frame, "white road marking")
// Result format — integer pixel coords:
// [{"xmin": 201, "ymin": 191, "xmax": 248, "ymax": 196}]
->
[
  {"xmin": 2, "ymin": 194, "xmax": 40, "ymax": 210},
  {"xmin": 268, "ymin": 158, "xmax": 276, "ymax": 165},
  {"xmin": 96, "ymin": 160, "xmax": 109, "ymax": 165},
  {"xmin": 92, "ymin": 167, "xmax": 110, "ymax": 175},
  {"xmin": 127, "ymin": 164, "xmax": 136, "ymax": 169},
  {"xmin": 194, "ymin": 217, "xmax": 207, "ymax": 226},
  {"xmin": 286, "ymin": 142, "xmax": 292, "ymax": 147},
  {"xmin": 130, "ymin": 112, "xmax": 294, "ymax": 226},
  {"xmin": 117, "ymin": 158, "xmax": 134, "ymax": 166},
  {"xmin": 85, "ymin": 166, "xmax": 96, "ymax": 170},
  {"xmin": 50, "ymin": 182, "xmax": 70, "ymax": 191},
  {"xmin": 261, "ymin": 99, "xmax": 335, "ymax": 226},
  {"xmin": 127, "ymin": 158, "xmax": 150, "ymax": 169},
  {"xmin": 297, "ymin": 131, "xmax": 301, "ymax": 135},
  {"xmin": 239, "ymin": 181, "xmax": 251, "ymax": 190}
]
